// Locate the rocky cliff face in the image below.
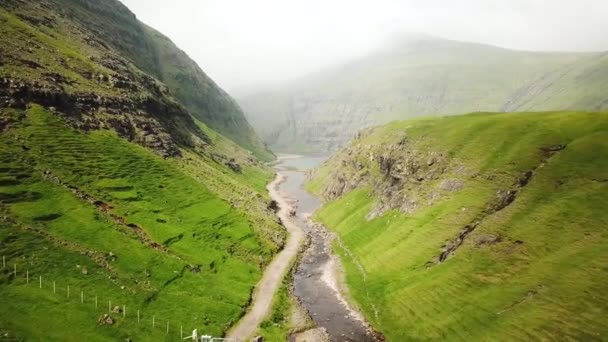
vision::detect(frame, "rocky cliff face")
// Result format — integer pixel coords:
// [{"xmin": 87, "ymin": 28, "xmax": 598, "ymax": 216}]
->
[
  {"xmin": 0, "ymin": 74, "xmax": 205, "ymax": 158},
  {"xmin": 310, "ymin": 127, "xmax": 454, "ymax": 219},
  {"xmin": 241, "ymin": 36, "xmax": 608, "ymax": 153}
]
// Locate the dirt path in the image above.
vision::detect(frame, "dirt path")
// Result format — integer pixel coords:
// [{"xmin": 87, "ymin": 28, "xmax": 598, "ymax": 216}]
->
[{"xmin": 228, "ymin": 172, "xmax": 304, "ymax": 341}]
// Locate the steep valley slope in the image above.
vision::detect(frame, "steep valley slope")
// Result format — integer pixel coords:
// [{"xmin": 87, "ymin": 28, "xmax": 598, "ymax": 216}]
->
[
  {"xmin": 1, "ymin": 0, "xmax": 273, "ymax": 161},
  {"xmin": 0, "ymin": 0, "xmax": 282, "ymax": 340},
  {"xmin": 240, "ymin": 36, "xmax": 608, "ymax": 153},
  {"xmin": 307, "ymin": 111, "xmax": 608, "ymax": 341}
]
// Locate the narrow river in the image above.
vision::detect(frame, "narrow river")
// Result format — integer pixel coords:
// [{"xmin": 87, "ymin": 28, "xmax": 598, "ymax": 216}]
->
[{"xmin": 276, "ymin": 154, "xmax": 381, "ymax": 342}]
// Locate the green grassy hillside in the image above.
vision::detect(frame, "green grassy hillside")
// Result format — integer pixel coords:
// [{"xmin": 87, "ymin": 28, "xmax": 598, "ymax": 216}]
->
[
  {"xmin": 0, "ymin": 0, "xmax": 284, "ymax": 339},
  {"xmin": 308, "ymin": 111, "xmax": 608, "ymax": 340},
  {"xmin": 0, "ymin": 0, "xmax": 273, "ymax": 160},
  {"xmin": 240, "ymin": 36, "xmax": 608, "ymax": 153},
  {"xmin": 0, "ymin": 105, "xmax": 282, "ymax": 341}
]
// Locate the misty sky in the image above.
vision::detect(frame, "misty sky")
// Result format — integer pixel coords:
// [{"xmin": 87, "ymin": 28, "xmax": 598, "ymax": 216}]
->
[{"xmin": 119, "ymin": 0, "xmax": 608, "ymax": 92}]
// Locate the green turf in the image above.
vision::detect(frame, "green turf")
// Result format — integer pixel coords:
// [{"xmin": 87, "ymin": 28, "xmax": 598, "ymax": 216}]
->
[
  {"xmin": 0, "ymin": 105, "xmax": 281, "ymax": 340},
  {"xmin": 309, "ymin": 111, "xmax": 608, "ymax": 341},
  {"xmin": 255, "ymin": 274, "xmax": 294, "ymax": 340}
]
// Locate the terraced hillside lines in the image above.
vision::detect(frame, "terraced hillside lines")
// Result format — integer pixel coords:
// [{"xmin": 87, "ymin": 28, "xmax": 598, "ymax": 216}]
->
[
  {"xmin": 0, "ymin": 105, "xmax": 278, "ymax": 340},
  {"xmin": 42, "ymin": 170, "xmax": 173, "ymax": 256},
  {"xmin": 240, "ymin": 36, "xmax": 608, "ymax": 152},
  {"xmin": 308, "ymin": 111, "xmax": 608, "ymax": 341}
]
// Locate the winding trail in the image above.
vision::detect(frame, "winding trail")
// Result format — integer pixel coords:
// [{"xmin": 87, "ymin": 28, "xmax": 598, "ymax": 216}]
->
[{"xmin": 228, "ymin": 172, "xmax": 304, "ymax": 341}]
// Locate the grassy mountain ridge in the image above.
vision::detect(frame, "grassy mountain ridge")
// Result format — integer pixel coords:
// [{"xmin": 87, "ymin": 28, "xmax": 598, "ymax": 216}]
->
[
  {"xmin": 240, "ymin": 36, "xmax": 608, "ymax": 152},
  {"xmin": 0, "ymin": 0, "xmax": 283, "ymax": 339},
  {"xmin": 1, "ymin": 0, "xmax": 273, "ymax": 160},
  {"xmin": 307, "ymin": 111, "xmax": 608, "ymax": 340}
]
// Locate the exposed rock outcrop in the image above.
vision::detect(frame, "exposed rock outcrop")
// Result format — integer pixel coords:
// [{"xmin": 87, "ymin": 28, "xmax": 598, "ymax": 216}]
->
[
  {"xmin": 0, "ymin": 77, "xmax": 209, "ymax": 157},
  {"xmin": 313, "ymin": 131, "xmax": 451, "ymax": 219}
]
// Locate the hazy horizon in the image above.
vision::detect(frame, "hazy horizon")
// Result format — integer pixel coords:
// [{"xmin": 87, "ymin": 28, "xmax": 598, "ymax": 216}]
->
[{"xmin": 119, "ymin": 0, "xmax": 608, "ymax": 92}]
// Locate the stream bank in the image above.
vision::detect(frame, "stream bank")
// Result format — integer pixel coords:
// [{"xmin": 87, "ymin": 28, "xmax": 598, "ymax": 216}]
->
[{"xmin": 276, "ymin": 154, "xmax": 383, "ymax": 342}]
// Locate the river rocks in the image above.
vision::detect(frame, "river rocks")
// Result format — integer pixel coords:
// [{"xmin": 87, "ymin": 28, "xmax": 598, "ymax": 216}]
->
[{"xmin": 291, "ymin": 327, "xmax": 332, "ymax": 341}]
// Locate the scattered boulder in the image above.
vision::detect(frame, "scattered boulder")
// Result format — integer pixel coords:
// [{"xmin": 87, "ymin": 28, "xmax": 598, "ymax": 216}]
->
[
  {"xmin": 98, "ymin": 314, "xmax": 114, "ymax": 325},
  {"xmin": 438, "ymin": 178, "xmax": 464, "ymax": 192},
  {"xmin": 540, "ymin": 144, "xmax": 566, "ymax": 157},
  {"xmin": 267, "ymin": 200, "xmax": 279, "ymax": 212},
  {"xmin": 475, "ymin": 234, "xmax": 502, "ymax": 247},
  {"xmin": 81, "ymin": 266, "xmax": 89, "ymax": 275},
  {"xmin": 494, "ymin": 190, "xmax": 516, "ymax": 211},
  {"xmin": 112, "ymin": 305, "xmax": 122, "ymax": 314},
  {"xmin": 106, "ymin": 252, "xmax": 117, "ymax": 262},
  {"xmin": 225, "ymin": 158, "xmax": 242, "ymax": 173},
  {"xmin": 252, "ymin": 336, "xmax": 264, "ymax": 342}
]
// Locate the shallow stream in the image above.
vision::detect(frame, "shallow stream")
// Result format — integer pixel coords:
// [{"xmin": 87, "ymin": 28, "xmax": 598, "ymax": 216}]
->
[{"xmin": 275, "ymin": 154, "xmax": 380, "ymax": 342}]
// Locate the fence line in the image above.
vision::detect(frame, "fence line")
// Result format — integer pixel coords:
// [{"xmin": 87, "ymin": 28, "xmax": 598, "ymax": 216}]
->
[{"xmin": 0, "ymin": 256, "xmax": 227, "ymax": 341}]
